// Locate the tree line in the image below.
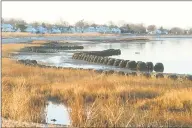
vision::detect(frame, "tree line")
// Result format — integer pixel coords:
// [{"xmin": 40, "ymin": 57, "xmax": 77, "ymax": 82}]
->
[{"xmin": 2, "ymin": 18, "xmax": 192, "ymax": 34}]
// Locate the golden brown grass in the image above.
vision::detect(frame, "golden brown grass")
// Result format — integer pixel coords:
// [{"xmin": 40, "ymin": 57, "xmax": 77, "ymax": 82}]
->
[
  {"xmin": 2, "ymin": 43, "xmax": 42, "ymax": 58},
  {"xmin": 2, "ymin": 32, "xmax": 117, "ymax": 38},
  {"xmin": 2, "ymin": 43, "xmax": 192, "ymax": 127}
]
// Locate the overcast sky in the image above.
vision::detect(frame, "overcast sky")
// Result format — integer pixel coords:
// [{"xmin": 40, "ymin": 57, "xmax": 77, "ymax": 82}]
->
[{"xmin": 2, "ymin": 1, "xmax": 192, "ymax": 29}]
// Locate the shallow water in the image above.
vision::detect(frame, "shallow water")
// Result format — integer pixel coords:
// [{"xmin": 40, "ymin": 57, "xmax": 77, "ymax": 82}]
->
[
  {"xmin": 13, "ymin": 38, "xmax": 192, "ymax": 74},
  {"xmin": 45, "ymin": 101, "xmax": 71, "ymax": 125}
]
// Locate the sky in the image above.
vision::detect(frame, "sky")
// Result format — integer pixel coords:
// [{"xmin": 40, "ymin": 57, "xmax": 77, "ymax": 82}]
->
[{"xmin": 2, "ymin": 1, "xmax": 192, "ymax": 29}]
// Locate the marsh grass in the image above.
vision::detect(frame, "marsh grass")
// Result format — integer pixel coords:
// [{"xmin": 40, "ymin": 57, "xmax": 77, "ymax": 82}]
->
[{"xmin": 2, "ymin": 43, "xmax": 192, "ymax": 127}]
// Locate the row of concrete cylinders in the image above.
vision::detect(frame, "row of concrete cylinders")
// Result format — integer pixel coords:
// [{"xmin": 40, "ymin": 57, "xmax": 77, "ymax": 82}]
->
[{"xmin": 72, "ymin": 53, "xmax": 164, "ymax": 72}]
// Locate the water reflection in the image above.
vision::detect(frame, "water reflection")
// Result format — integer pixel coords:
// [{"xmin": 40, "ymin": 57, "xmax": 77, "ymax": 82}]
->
[
  {"xmin": 13, "ymin": 38, "xmax": 192, "ymax": 74},
  {"xmin": 45, "ymin": 101, "xmax": 71, "ymax": 125}
]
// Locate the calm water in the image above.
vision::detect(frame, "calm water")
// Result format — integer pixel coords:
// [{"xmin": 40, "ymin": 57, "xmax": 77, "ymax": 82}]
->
[
  {"xmin": 13, "ymin": 38, "xmax": 192, "ymax": 74},
  {"xmin": 45, "ymin": 101, "xmax": 71, "ymax": 125}
]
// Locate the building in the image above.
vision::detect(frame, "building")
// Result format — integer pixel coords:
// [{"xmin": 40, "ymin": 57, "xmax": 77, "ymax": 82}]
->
[
  {"xmin": 25, "ymin": 25, "xmax": 37, "ymax": 33},
  {"xmin": 111, "ymin": 28, "xmax": 121, "ymax": 34},
  {"xmin": 51, "ymin": 26, "xmax": 61, "ymax": 33},
  {"xmin": 1, "ymin": 24, "xmax": 15, "ymax": 32},
  {"xmin": 36, "ymin": 26, "xmax": 48, "ymax": 34}
]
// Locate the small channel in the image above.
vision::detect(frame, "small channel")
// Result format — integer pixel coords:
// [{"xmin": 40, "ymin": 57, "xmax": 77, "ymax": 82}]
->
[{"xmin": 45, "ymin": 101, "xmax": 71, "ymax": 125}]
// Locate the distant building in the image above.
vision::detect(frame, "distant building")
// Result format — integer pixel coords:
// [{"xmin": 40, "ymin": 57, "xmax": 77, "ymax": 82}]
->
[
  {"xmin": 148, "ymin": 29, "xmax": 168, "ymax": 35},
  {"xmin": 16, "ymin": 28, "xmax": 21, "ymax": 32},
  {"xmin": 84, "ymin": 27, "xmax": 96, "ymax": 33},
  {"xmin": 51, "ymin": 26, "xmax": 61, "ymax": 33},
  {"xmin": 60, "ymin": 27, "xmax": 70, "ymax": 33},
  {"xmin": 25, "ymin": 25, "xmax": 37, "ymax": 33},
  {"xmin": 111, "ymin": 28, "xmax": 121, "ymax": 34},
  {"xmin": 1, "ymin": 24, "xmax": 15, "ymax": 32},
  {"xmin": 36, "ymin": 26, "xmax": 48, "ymax": 34}
]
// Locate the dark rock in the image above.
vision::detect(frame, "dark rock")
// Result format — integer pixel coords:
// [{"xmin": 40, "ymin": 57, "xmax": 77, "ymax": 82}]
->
[
  {"xmin": 119, "ymin": 60, "xmax": 127, "ymax": 68},
  {"xmin": 137, "ymin": 62, "xmax": 147, "ymax": 71},
  {"xmin": 113, "ymin": 59, "xmax": 121, "ymax": 66},
  {"xmin": 146, "ymin": 62, "xmax": 154, "ymax": 72},
  {"xmin": 107, "ymin": 58, "xmax": 115, "ymax": 66},
  {"xmin": 127, "ymin": 61, "xmax": 137, "ymax": 70},
  {"xmin": 154, "ymin": 63, "xmax": 164, "ymax": 72}
]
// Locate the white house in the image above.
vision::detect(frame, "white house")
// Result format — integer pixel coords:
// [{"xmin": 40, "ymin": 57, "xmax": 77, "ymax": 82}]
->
[
  {"xmin": 68, "ymin": 27, "xmax": 76, "ymax": 33},
  {"xmin": 51, "ymin": 27, "xmax": 61, "ymax": 34},
  {"xmin": 16, "ymin": 28, "xmax": 21, "ymax": 32},
  {"xmin": 36, "ymin": 26, "xmax": 48, "ymax": 34},
  {"xmin": 148, "ymin": 29, "xmax": 168, "ymax": 35},
  {"xmin": 111, "ymin": 28, "xmax": 121, "ymax": 34},
  {"xmin": 60, "ymin": 27, "xmax": 69, "ymax": 33},
  {"xmin": 1, "ymin": 24, "xmax": 15, "ymax": 32},
  {"xmin": 25, "ymin": 25, "xmax": 37, "ymax": 33},
  {"xmin": 84, "ymin": 27, "xmax": 96, "ymax": 33}
]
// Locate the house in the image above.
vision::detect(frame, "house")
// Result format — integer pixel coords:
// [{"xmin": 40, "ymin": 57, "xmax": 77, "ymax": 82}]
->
[
  {"xmin": 68, "ymin": 27, "xmax": 76, "ymax": 33},
  {"xmin": 36, "ymin": 26, "xmax": 48, "ymax": 34},
  {"xmin": 111, "ymin": 28, "xmax": 121, "ymax": 34},
  {"xmin": 16, "ymin": 28, "xmax": 21, "ymax": 32},
  {"xmin": 84, "ymin": 27, "xmax": 96, "ymax": 33},
  {"xmin": 96, "ymin": 26, "xmax": 111, "ymax": 33},
  {"xmin": 1, "ymin": 24, "xmax": 15, "ymax": 32},
  {"xmin": 60, "ymin": 27, "xmax": 70, "ymax": 33},
  {"xmin": 51, "ymin": 26, "xmax": 61, "ymax": 34},
  {"xmin": 161, "ymin": 30, "xmax": 168, "ymax": 35},
  {"xmin": 25, "ymin": 25, "xmax": 37, "ymax": 33}
]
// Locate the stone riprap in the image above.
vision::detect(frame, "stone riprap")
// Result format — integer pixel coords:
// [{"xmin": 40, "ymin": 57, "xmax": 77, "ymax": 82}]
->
[
  {"xmin": 72, "ymin": 52, "xmax": 164, "ymax": 73},
  {"xmin": 17, "ymin": 59, "xmax": 192, "ymax": 81}
]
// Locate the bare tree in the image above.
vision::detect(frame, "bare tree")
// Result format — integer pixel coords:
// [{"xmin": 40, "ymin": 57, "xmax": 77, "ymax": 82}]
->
[
  {"xmin": 129, "ymin": 24, "xmax": 146, "ymax": 34},
  {"xmin": 55, "ymin": 18, "xmax": 69, "ymax": 28},
  {"xmin": 3, "ymin": 18, "xmax": 26, "ymax": 25},
  {"xmin": 2, "ymin": 18, "xmax": 4, "ymax": 23},
  {"xmin": 30, "ymin": 21, "xmax": 41, "ymax": 28},
  {"xmin": 189, "ymin": 28, "xmax": 192, "ymax": 35},
  {"xmin": 170, "ymin": 27, "xmax": 184, "ymax": 35},
  {"xmin": 107, "ymin": 21, "xmax": 117, "ymax": 28},
  {"xmin": 117, "ymin": 20, "xmax": 127, "ymax": 27},
  {"xmin": 75, "ymin": 19, "xmax": 88, "ymax": 33},
  {"xmin": 147, "ymin": 25, "xmax": 156, "ymax": 32}
]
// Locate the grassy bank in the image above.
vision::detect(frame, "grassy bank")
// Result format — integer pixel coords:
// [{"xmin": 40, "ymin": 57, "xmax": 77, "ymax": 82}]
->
[
  {"xmin": 2, "ymin": 43, "xmax": 192, "ymax": 127},
  {"xmin": 2, "ymin": 32, "xmax": 117, "ymax": 38}
]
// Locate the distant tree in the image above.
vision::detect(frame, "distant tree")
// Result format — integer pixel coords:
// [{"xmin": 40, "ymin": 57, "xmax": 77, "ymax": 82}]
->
[
  {"xmin": 16, "ymin": 24, "xmax": 27, "ymax": 32},
  {"xmin": 55, "ymin": 18, "xmax": 69, "ymax": 28},
  {"xmin": 2, "ymin": 18, "xmax": 4, "ymax": 23},
  {"xmin": 45, "ymin": 23, "xmax": 54, "ymax": 30},
  {"xmin": 42, "ymin": 22, "xmax": 46, "ymax": 28},
  {"xmin": 30, "ymin": 22, "xmax": 41, "ymax": 28},
  {"xmin": 189, "ymin": 28, "xmax": 192, "ymax": 35},
  {"xmin": 90, "ymin": 23, "xmax": 98, "ymax": 28},
  {"xmin": 3, "ymin": 18, "xmax": 26, "ymax": 25},
  {"xmin": 120, "ymin": 24, "xmax": 131, "ymax": 33},
  {"xmin": 75, "ymin": 19, "xmax": 88, "ymax": 33},
  {"xmin": 147, "ymin": 25, "xmax": 156, "ymax": 32},
  {"xmin": 107, "ymin": 21, "xmax": 117, "ymax": 28},
  {"xmin": 170, "ymin": 27, "xmax": 184, "ymax": 35},
  {"xmin": 130, "ymin": 24, "xmax": 146, "ymax": 34},
  {"xmin": 159, "ymin": 26, "xmax": 164, "ymax": 31},
  {"xmin": 117, "ymin": 20, "xmax": 127, "ymax": 27}
]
